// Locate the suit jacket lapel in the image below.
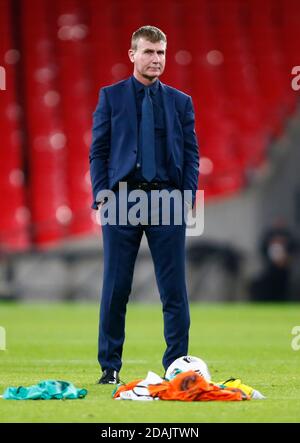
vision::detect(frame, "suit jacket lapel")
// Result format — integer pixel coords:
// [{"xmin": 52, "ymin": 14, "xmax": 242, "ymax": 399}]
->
[
  {"xmin": 161, "ymin": 82, "xmax": 175, "ymax": 163},
  {"xmin": 123, "ymin": 78, "xmax": 138, "ymax": 139}
]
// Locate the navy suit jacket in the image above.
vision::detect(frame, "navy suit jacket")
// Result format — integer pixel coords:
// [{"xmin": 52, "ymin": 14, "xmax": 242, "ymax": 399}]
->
[{"xmin": 89, "ymin": 77, "xmax": 199, "ymax": 209}]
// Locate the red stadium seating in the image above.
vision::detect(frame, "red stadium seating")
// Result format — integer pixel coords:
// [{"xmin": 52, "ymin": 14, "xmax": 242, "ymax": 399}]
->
[
  {"xmin": 0, "ymin": 0, "xmax": 299, "ymax": 249},
  {"xmin": 0, "ymin": 0, "xmax": 29, "ymax": 250}
]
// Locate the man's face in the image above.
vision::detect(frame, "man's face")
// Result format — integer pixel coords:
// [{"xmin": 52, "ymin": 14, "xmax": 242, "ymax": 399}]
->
[{"xmin": 128, "ymin": 38, "xmax": 166, "ymax": 82}]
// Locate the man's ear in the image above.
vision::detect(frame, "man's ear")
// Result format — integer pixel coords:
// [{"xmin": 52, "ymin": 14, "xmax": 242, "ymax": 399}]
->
[{"xmin": 128, "ymin": 49, "xmax": 135, "ymax": 63}]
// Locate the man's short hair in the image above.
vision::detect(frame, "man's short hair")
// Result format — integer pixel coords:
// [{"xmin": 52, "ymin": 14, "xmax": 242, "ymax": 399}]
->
[{"xmin": 131, "ymin": 25, "xmax": 167, "ymax": 51}]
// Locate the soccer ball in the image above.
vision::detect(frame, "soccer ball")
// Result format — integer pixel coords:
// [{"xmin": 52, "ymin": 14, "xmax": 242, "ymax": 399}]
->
[{"xmin": 165, "ymin": 355, "xmax": 211, "ymax": 381}]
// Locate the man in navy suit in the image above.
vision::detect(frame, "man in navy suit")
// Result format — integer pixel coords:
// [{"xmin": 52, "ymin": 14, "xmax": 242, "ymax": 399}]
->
[{"xmin": 90, "ymin": 26, "xmax": 199, "ymax": 384}]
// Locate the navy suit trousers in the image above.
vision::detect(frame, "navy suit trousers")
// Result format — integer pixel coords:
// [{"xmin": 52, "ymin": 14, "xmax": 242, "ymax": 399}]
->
[{"xmin": 98, "ymin": 189, "xmax": 190, "ymax": 372}]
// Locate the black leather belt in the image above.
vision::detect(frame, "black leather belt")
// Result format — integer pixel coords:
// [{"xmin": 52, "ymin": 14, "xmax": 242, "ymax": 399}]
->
[{"xmin": 126, "ymin": 181, "xmax": 172, "ymax": 191}]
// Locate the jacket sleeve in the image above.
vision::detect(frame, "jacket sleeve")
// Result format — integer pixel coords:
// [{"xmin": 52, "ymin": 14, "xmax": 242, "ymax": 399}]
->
[
  {"xmin": 89, "ymin": 88, "xmax": 111, "ymax": 209},
  {"xmin": 182, "ymin": 96, "xmax": 200, "ymax": 208}
]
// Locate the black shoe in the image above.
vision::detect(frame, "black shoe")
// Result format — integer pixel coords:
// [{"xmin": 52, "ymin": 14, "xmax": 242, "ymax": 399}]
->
[{"xmin": 98, "ymin": 369, "xmax": 120, "ymax": 385}]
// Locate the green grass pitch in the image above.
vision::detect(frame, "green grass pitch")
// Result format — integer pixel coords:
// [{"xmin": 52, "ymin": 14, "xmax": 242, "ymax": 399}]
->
[{"xmin": 0, "ymin": 302, "xmax": 299, "ymax": 423}]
